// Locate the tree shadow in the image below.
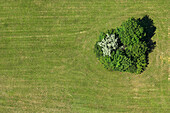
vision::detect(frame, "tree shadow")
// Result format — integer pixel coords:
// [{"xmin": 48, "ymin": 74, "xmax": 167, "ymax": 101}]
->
[
  {"xmin": 137, "ymin": 15, "xmax": 156, "ymax": 53},
  {"xmin": 137, "ymin": 15, "xmax": 157, "ymax": 67}
]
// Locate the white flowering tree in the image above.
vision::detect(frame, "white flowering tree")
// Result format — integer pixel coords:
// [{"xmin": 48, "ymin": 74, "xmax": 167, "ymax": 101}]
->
[{"xmin": 98, "ymin": 33, "xmax": 119, "ymax": 57}]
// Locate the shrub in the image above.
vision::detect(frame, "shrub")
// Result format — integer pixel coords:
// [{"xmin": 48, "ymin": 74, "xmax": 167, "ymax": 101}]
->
[
  {"xmin": 98, "ymin": 33, "xmax": 119, "ymax": 57},
  {"xmin": 136, "ymin": 54, "xmax": 147, "ymax": 74},
  {"xmin": 116, "ymin": 17, "xmax": 146, "ymax": 46},
  {"xmin": 125, "ymin": 42, "xmax": 148, "ymax": 61},
  {"xmin": 94, "ymin": 41, "xmax": 103, "ymax": 58},
  {"xmin": 109, "ymin": 50, "xmax": 132, "ymax": 71}
]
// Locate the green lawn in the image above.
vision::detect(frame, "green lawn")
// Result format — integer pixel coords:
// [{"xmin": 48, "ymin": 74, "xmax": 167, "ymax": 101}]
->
[{"xmin": 0, "ymin": 0, "xmax": 169, "ymax": 112}]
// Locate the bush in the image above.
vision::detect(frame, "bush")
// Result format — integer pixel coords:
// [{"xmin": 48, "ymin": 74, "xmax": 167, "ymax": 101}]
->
[
  {"xmin": 116, "ymin": 17, "xmax": 146, "ymax": 46},
  {"xmin": 94, "ymin": 41, "xmax": 103, "ymax": 58},
  {"xmin": 94, "ymin": 16, "xmax": 156, "ymax": 74},
  {"xmin": 98, "ymin": 33, "xmax": 119, "ymax": 57},
  {"xmin": 109, "ymin": 50, "xmax": 132, "ymax": 71}
]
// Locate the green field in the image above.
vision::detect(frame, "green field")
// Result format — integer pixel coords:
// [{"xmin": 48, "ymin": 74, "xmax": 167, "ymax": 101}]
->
[{"xmin": 0, "ymin": 0, "xmax": 169, "ymax": 112}]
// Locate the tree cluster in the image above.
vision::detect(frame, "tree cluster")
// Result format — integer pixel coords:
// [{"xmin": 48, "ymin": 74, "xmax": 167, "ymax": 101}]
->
[{"xmin": 94, "ymin": 15, "xmax": 156, "ymax": 74}]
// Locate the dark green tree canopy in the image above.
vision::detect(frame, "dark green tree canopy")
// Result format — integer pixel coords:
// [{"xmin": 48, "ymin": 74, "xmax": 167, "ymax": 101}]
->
[{"xmin": 94, "ymin": 15, "xmax": 156, "ymax": 74}]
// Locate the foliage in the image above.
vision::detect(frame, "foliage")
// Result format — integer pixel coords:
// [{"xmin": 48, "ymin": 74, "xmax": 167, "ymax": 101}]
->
[
  {"xmin": 136, "ymin": 54, "xmax": 147, "ymax": 74},
  {"xmin": 94, "ymin": 16, "xmax": 156, "ymax": 74},
  {"xmin": 98, "ymin": 33, "xmax": 119, "ymax": 57},
  {"xmin": 94, "ymin": 41, "xmax": 103, "ymax": 58},
  {"xmin": 109, "ymin": 50, "xmax": 133, "ymax": 71},
  {"xmin": 125, "ymin": 42, "xmax": 148, "ymax": 61},
  {"xmin": 116, "ymin": 17, "xmax": 146, "ymax": 46},
  {"xmin": 137, "ymin": 15, "xmax": 156, "ymax": 52}
]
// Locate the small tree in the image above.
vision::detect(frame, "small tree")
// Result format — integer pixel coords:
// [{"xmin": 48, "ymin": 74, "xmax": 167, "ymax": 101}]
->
[
  {"xmin": 116, "ymin": 18, "xmax": 146, "ymax": 46},
  {"xmin": 98, "ymin": 33, "xmax": 119, "ymax": 57}
]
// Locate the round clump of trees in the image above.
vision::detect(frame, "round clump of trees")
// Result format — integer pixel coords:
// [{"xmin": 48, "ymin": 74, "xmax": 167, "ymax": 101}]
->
[{"xmin": 94, "ymin": 15, "xmax": 156, "ymax": 74}]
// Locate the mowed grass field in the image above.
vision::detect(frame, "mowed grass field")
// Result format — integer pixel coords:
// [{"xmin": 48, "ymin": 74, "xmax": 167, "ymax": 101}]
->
[{"xmin": 0, "ymin": 0, "xmax": 169, "ymax": 112}]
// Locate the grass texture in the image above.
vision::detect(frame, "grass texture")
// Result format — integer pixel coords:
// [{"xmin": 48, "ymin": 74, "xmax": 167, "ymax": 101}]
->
[{"xmin": 0, "ymin": 0, "xmax": 169, "ymax": 112}]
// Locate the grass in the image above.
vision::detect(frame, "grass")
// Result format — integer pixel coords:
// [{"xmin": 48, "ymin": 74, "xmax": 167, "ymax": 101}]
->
[{"xmin": 0, "ymin": 0, "xmax": 169, "ymax": 112}]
